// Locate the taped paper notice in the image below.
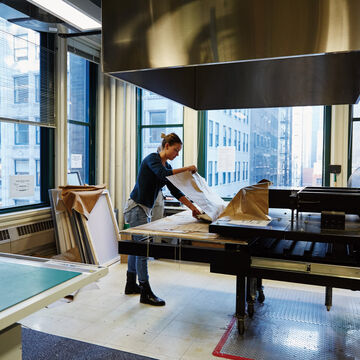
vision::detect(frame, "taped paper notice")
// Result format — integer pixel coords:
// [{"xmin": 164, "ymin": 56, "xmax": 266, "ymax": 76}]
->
[
  {"xmin": 71, "ymin": 154, "xmax": 82, "ymax": 169},
  {"xmin": 10, "ymin": 175, "xmax": 34, "ymax": 198},
  {"xmin": 218, "ymin": 146, "xmax": 235, "ymax": 172}
]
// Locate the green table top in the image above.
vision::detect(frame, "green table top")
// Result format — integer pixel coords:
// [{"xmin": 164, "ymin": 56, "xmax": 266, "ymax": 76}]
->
[{"xmin": 0, "ymin": 261, "xmax": 80, "ymax": 312}]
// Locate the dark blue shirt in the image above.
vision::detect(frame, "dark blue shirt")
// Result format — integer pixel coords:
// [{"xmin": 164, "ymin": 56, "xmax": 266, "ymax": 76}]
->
[{"xmin": 130, "ymin": 152, "xmax": 184, "ymax": 208}]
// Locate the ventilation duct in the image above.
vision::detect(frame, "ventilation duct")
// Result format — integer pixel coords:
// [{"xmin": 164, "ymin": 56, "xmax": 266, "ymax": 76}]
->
[{"xmin": 102, "ymin": 0, "xmax": 360, "ymax": 109}]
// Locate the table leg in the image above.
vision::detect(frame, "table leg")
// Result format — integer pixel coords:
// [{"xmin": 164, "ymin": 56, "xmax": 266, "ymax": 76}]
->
[
  {"xmin": 236, "ymin": 275, "xmax": 246, "ymax": 334},
  {"xmin": 247, "ymin": 277, "xmax": 256, "ymax": 318},
  {"xmin": 325, "ymin": 286, "xmax": 333, "ymax": 311}
]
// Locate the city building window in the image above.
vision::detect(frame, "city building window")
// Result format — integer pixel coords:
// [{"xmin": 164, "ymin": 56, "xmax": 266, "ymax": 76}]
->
[
  {"xmin": 237, "ymin": 161, "xmax": 241, "ymax": 181},
  {"xmin": 209, "ymin": 120, "xmax": 213, "ymax": 147},
  {"xmin": 238, "ymin": 131, "xmax": 241, "ymax": 151},
  {"xmin": 223, "ymin": 126, "xmax": 226, "ymax": 146},
  {"xmin": 35, "ymin": 159, "xmax": 40, "ymax": 186},
  {"xmin": 208, "ymin": 161, "xmax": 213, "ymax": 186},
  {"xmin": 228, "ymin": 127, "xmax": 232, "ymax": 146},
  {"xmin": 14, "ymin": 34, "xmax": 28, "ymax": 61},
  {"xmin": 223, "ymin": 172, "xmax": 226, "ymax": 184},
  {"xmin": 14, "ymin": 75, "xmax": 29, "ymax": 103},
  {"xmin": 35, "ymin": 126, "xmax": 40, "ymax": 144},
  {"xmin": 215, "ymin": 161, "xmax": 218, "ymax": 185},
  {"xmin": 228, "ymin": 171, "xmax": 231, "ymax": 183},
  {"xmin": 14, "ymin": 159, "xmax": 29, "ymax": 175},
  {"xmin": 234, "ymin": 130, "xmax": 237, "ymax": 148},
  {"xmin": 35, "ymin": 74, "xmax": 40, "ymax": 102},
  {"xmin": 215, "ymin": 122, "xmax": 219, "ymax": 147},
  {"xmin": 14, "ymin": 123, "xmax": 29, "ymax": 145}
]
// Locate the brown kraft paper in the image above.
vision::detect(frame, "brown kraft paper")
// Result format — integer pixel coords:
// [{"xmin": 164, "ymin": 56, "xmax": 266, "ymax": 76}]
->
[{"xmin": 219, "ymin": 179, "xmax": 272, "ymax": 221}]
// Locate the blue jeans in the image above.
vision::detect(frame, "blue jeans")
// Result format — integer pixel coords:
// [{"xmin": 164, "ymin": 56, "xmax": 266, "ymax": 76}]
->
[{"xmin": 124, "ymin": 205, "xmax": 150, "ymax": 283}]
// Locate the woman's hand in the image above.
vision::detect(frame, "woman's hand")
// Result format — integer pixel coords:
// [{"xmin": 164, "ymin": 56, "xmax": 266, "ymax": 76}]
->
[{"xmin": 187, "ymin": 165, "xmax": 197, "ymax": 174}]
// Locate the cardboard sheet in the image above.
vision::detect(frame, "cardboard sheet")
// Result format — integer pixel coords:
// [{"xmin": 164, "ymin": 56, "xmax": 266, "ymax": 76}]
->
[
  {"xmin": 167, "ymin": 172, "xmax": 226, "ymax": 221},
  {"xmin": 167, "ymin": 172, "xmax": 271, "ymax": 221}
]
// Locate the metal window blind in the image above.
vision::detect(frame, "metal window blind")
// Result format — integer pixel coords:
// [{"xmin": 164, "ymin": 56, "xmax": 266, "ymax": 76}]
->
[{"xmin": 0, "ymin": 25, "xmax": 55, "ymax": 128}]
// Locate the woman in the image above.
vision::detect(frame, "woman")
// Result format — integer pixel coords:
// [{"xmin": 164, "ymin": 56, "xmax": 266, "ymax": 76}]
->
[{"xmin": 124, "ymin": 133, "xmax": 201, "ymax": 306}]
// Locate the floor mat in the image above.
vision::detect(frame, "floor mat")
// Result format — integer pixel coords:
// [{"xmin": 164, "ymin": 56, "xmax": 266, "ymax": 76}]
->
[
  {"xmin": 22, "ymin": 327, "xmax": 157, "ymax": 360},
  {"xmin": 213, "ymin": 285, "xmax": 360, "ymax": 360}
]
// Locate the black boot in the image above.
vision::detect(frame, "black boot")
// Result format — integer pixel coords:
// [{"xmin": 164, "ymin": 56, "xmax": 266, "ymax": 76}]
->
[
  {"xmin": 125, "ymin": 271, "xmax": 141, "ymax": 295},
  {"xmin": 139, "ymin": 281, "xmax": 165, "ymax": 306}
]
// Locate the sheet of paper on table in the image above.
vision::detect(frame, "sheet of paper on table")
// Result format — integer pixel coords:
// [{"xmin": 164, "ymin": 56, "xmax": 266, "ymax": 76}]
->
[{"xmin": 228, "ymin": 219, "xmax": 271, "ymax": 227}]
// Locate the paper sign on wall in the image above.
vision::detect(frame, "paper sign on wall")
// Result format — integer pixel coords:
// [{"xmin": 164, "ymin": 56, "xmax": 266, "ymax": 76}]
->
[
  {"xmin": 71, "ymin": 154, "xmax": 82, "ymax": 169},
  {"xmin": 217, "ymin": 146, "xmax": 235, "ymax": 172},
  {"xmin": 9, "ymin": 175, "xmax": 34, "ymax": 198}
]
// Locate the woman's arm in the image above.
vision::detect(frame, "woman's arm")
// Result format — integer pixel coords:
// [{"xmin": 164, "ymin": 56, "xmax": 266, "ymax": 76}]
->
[
  {"xmin": 172, "ymin": 165, "xmax": 197, "ymax": 175},
  {"xmin": 178, "ymin": 196, "xmax": 201, "ymax": 218}
]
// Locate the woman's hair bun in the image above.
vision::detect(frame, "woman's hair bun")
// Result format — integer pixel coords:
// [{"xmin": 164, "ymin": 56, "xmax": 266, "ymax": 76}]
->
[{"xmin": 160, "ymin": 132, "xmax": 166, "ymax": 139}]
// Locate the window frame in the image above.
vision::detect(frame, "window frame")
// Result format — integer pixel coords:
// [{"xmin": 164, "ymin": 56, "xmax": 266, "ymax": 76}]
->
[
  {"xmin": 136, "ymin": 88, "xmax": 184, "ymax": 173},
  {"xmin": 0, "ymin": 32, "xmax": 55, "ymax": 214},
  {"xmin": 197, "ymin": 107, "xmax": 332, "ymax": 200},
  {"xmin": 66, "ymin": 54, "xmax": 97, "ymax": 185}
]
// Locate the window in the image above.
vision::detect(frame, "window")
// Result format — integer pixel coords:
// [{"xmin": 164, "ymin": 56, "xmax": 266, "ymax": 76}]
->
[
  {"xmin": 215, "ymin": 161, "xmax": 218, "ymax": 185},
  {"xmin": 14, "ymin": 34, "xmax": 28, "ymax": 61},
  {"xmin": 215, "ymin": 122, "xmax": 219, "ymax": 147},
  {"xmin": 35, "ymin": 159, "xmax": 40, "ymax": 186},
  {"xmin": 0, "ymin": 18, "xmax": 55, "ymax": 212},
  {"xmin": 208, "ymin": 161, "xmax": 213, "ymax": 186},
  {"xmin": 14, "ymin": 75, "xmax": 29, "ymax": 103},
  {"xmin": 14, "ymin": 124, "xmax": 29, "ymax": 145},
  {"xmin": 209, "ymin": 120, "xmax": 213, "ymax": 147},
  {"xmin": 139, "ymin": 89, "xmax": 184, "ymax": 171},
  {"xmin": 67, "ymin": 52, "xmax": 97, "ymax": 185},
  {"xmin": 35, "ymin": 126, "xmax": 40, "ymax": 144},
  {"xmin": 203, "ymin": 106, "xmax": 325, "ymax": 198},
  {"xmin": 149, "ymin": 111, "xmax": 166, "ymax": 143},
  {"xmin": 35, "ymin": 74, "xmax": 40, "ymax": 102},
  {"xmin": 14, "ymin": 159, "xmax": 29, "ymax": 175}
]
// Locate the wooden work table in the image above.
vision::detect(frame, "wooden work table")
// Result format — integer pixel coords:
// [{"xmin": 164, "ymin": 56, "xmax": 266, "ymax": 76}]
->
[{"xmin": 120, "ymin": 210, "xmax": 247, "ymax": 245}]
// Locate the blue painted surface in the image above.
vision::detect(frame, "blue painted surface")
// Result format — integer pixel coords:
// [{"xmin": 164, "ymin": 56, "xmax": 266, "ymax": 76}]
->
[{"xmin": 0, "ymin": 261, "xmax": 80, "ymax": 312}]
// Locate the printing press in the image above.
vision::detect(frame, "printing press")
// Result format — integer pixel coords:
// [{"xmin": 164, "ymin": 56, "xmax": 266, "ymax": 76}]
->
[{"xmin": 119, "ymin": 186, "xmax": 360, "ymax": 334}]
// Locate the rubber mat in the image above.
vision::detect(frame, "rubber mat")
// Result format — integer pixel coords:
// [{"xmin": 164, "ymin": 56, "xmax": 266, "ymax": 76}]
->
[
  {"xmin": 0, "ymin": 261, "xmax": 80, "ymax": 312},
  {"xmin": 213, "ymin": 285, "xmax": 360, "ymax": 360}
]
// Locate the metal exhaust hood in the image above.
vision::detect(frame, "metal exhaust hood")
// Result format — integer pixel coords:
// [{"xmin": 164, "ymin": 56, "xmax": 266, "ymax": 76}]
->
[{"xmin": 102, "ymin": 0, "xmax": 360, "ymax": 110}]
